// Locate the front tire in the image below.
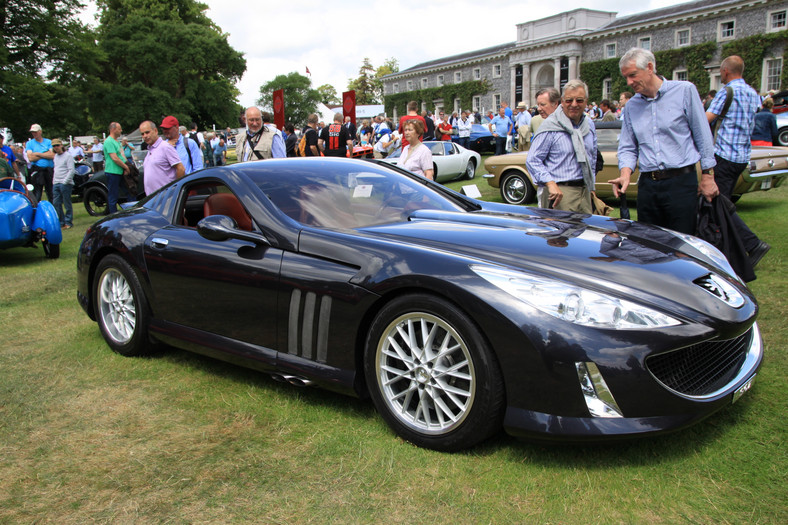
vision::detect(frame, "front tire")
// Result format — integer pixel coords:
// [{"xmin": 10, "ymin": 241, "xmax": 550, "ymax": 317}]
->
[
  {"xmin": 94, "ymin": 254, "xmax": 154, "ymax": 356},
  {"xmin": 84, "ymin": 186, "xmax": 109, "ymax": 216},
  {"xmin": 500, "ymin": 171, "xmax": 535, "ymax": 205},
  {"xmin": 364, "ymin": 294, "xmax": 504, "ymax": 451}
]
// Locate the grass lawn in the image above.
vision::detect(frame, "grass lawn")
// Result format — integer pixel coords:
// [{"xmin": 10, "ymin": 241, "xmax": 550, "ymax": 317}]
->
[{"xmin": 1, "ymin": 177, "xmax": 786, "ymax": 524}]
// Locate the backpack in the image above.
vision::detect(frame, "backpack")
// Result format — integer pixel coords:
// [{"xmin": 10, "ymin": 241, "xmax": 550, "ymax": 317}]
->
[{"xmin": 296, "ymin": 129, "xmax": 311, "ymax": 157}]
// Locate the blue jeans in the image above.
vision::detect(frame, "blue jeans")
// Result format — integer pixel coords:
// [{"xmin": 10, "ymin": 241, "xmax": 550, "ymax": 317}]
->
[
  {"xmin": 53, "ymin": 183, "xmax": 73, "ymax": 226},
  {"xmin": 106, "ymin": 172, "xmax": 122, "ymax": 214},
  {"xmin": 459, "ymin": 137, "xmax": 470, "ymax": 149}
]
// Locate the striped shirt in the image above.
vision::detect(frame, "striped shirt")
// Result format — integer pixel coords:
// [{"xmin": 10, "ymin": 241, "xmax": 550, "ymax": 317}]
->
[
  {"xmin": 526, "ymin": 119, "xmax": 597, "ymax": 186},
  {"xmin": 708, "ymin": 78, "xmax": 760, "ymax": 164}
]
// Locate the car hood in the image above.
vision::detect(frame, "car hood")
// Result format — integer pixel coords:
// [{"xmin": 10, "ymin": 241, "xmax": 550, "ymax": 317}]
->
[{"xmin": 350, "ymin": 208, "xmax": 755, "ymax": 322}]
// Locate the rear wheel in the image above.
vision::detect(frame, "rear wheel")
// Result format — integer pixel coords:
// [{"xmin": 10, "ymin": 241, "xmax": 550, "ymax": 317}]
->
[
  {"xmin": 778, "ymin": 127, "xmax": 788, "ymax": 147},
  {"xmin": 84, "ymin": 186, "xmax": 109, "ymax": 216},
  {"xmin": 500, "ymin": 171, "xmax": 535, "ymax": 205},
  {"xmin": 94, "ymin": 254, "xmax": 155, "ymax": 356},
  {"xmin": 364, "ymin": 294, "xmax": 504, "ymax": 451},
  {"xmin": 42, "ymin": 240, "xmax": 60, "ymax": 259},
  {"xmin": 464, "ymin": 160, "xmax": 476, "ymax": 180}
]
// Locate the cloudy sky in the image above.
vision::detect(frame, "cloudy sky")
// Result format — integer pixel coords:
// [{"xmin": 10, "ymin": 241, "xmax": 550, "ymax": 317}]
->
[{"xmin": 82, "ymin": 0, "xmax": 689, "ymax": 108}]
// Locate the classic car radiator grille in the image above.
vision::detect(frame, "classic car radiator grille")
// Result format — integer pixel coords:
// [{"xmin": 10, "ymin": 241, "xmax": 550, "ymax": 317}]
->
[{"xmin": 646, "ymin": 329, "xmax": 752, "ymax": 397}]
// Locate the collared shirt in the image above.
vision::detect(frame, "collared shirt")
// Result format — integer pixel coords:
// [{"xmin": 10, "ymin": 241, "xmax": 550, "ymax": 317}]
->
[
  {"xmin": 526, "ymin": 117, "xmax": 597, "ymax": 186},
  {"xmin": 457, "ymin": 117, "xmax": 473, "ymax": 138},
  {"xmin": 515, "ymin": 111, "xmax": 532, "ymax": 128},
  {"xmin": 174, "ymin": 134, "xmax": 204, "ymax": 174},
  {"xmin": 68, "ymin": 146, "xmax": 85, "ymax": 159},
  {"xmin": 143, "ymin": 138, "xmax": 183, "ymax": 195},
  {"xmin": 708, "ymin": 78, "xmax": 760, "ymax": 163},
  {"xmin": 25, "ymin": 137, "xmax": 54, "ymax": 168},
  {"xmin": 265, "ymin": 124, "xmax": 287, "ymax": 158},
  {"xmin": 618, "ymin": 79, "xmax": 715, "ymax": 172},
  {"xmin": 490, "ymin": 115, "xmax": 512, "ymax": 136}
]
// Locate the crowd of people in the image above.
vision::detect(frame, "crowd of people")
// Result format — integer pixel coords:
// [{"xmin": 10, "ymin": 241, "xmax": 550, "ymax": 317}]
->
[{"xmin": 1, "ymin": 46, "xmax": 781, "ymax": 277}]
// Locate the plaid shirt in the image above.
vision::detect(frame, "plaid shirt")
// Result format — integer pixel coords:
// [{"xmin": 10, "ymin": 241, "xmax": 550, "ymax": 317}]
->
[{"xmin": 708, "ymin": 78, "xmax": 760, "ymax": 164}]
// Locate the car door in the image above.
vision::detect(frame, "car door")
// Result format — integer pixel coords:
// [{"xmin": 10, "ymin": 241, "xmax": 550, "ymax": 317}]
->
[{"xmin": 143, "ymin": 188, "xmax": 283, "ymax": 351}]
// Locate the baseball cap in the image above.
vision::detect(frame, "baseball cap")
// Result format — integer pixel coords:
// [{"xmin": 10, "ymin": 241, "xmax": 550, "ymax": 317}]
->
[
  {"xmin": 51, "ymin": 138, "xmax": 63, "ymax": 146},
  {"xmin": 30, "ymin": 124, "xmax": 42, "ymax": 132},
  {"xmin": 160, "ymin": 116, "xmax": 179, "ymax": 129}
]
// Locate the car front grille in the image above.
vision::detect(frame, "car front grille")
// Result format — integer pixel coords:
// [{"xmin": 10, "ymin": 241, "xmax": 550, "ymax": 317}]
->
[{"xmin": 646, "ymin": 329, "xmax": 753, "ymax": 397}]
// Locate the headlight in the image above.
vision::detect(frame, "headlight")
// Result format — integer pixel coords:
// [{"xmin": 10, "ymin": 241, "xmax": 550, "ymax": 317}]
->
[{"xmin": 471, "ymin": 265, "xmax": 681, "ymax": 330}]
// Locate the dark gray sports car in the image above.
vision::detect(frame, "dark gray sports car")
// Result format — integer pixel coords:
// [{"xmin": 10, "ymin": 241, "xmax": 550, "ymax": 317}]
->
[{"xmin": 77, "ymin": 157, "xmax": 762, "ymax": 451}]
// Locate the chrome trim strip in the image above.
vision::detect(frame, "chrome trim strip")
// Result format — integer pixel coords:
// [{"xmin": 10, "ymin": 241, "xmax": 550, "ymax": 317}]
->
[{"xmin": 745, "ymin": 168, "xmax": 788, "ymax": 179}]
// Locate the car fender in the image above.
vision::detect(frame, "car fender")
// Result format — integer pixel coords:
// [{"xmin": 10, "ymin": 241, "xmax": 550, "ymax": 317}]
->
[{"xmin": 33, "ymin": 200, "xmax": 63, "ymax": 244}]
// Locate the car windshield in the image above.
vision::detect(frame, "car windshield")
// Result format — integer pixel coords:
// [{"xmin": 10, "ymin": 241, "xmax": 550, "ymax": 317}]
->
[{"xmin": 247, "ymin": 160, "xmax": 467, "ymax": 229}]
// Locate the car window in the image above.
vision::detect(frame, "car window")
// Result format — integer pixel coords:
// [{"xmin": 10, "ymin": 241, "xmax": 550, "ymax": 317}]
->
[
  {"xmin": 597, "ymin": 128, "xmax": 620, "ymax": 152},
  {"xmin": 444, "ymin": 143, "xmax": 454, "ymax": 155},
  {"xmin": 251, "ymin": 162, "xmax": 465, "ymax": 229},
  {"xmin": 175, "ymin": 180, "xmax": 251, "ymax": 229},
  {"xmin": 429, "ymin": 143, "xmax": 444, "ymax": 156}
]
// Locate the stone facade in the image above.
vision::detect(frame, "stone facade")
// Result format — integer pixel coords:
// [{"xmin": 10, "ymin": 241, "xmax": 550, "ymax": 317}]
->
[{"xmin": 382, "ymin": 0, "xmax": 786, "ymax": 115}]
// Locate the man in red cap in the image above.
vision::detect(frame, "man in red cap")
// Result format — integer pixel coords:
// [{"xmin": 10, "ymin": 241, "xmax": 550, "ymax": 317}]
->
[
  {"xmin": 140, "ymin": 120, "xmax": 184, "ymax": 195},
  {"xmin": 160, "ymin": 115, "xmax": 203, "ymax": 174}
]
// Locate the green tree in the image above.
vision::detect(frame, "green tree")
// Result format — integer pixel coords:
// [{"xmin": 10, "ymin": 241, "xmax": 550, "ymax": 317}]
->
[
  {"xmin": 0, "ymin": 0, "xmax": 96, "ymax": 139},
  {"xmin": 373, "ymin": 58, "xmax": 399, "ymax": 103},
  {"xmin": 90, "ymin": 0, "xmax": 246, "ymax": 131},
  {"xmin": 347, "ymin": 58, "xmax": 377, "ymax": 105},
  {"xmin": 317, "ymin": 84, "xmax": 340, "ymax": 105},
  {"xmin": 257, "ymin": 72, "xmax": 321, "ymax": 126}
]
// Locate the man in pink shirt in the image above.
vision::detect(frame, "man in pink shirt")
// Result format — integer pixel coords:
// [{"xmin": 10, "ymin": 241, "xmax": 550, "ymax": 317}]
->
[{"xmin": 140, "ymin": 120, "xmax": 185, "ymax": 195}]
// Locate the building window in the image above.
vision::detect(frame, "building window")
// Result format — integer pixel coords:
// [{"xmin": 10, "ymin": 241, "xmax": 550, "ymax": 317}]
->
[
  {"xmin": 603, "ymin": 78, "xmax": 612, "ymax": 100},
  {"xmin": 455, "ymin": 71, "xmax": 462, "ymax": 83},
  {"xmin": 421, "ymin": 77, "xmax": 428, "ymax": 88},
  {"xmin": 764, "ymin": 58, "xmax": 783, "ymax": 92},
  {"xmin": 473, "ymin": 67, "xmax": 481, "ymax": 80},
  {"xmin": 719, "ymin": 20, "xmax": 735, "ymax": 40},
  {"xmin": 454, "ymin": 98, "xmax": 461, "ymax": 113},
  {"xmin": 473, "ymin": 96, "xmax": 481, "ymax": 112},
  {"xmin": 437, "ymin": 74, "xmax": 444, "ymax": 87},
  {"xmin": 673, "ymin": 70, "xmax": 688, "ymax": 82},
  {"xmin": 421, "ymin": 102, "xmax": 427, "ymax": 113},
  {"xmin": 638, "ymin": 37, "xmax": 651, "ymax": 51},
  {"xmin": 770, "ymin": 10, "xmax": 787, "ymax": 32},
  {"xmin": 676, "ymin": 29, "xmax": 690, "ymax": 47},
  {"xmin": 493, "ymin": 64, "xmax": 502, "ymax": 78},
  {"xmin": 605, "ymin": 43, "xmax": 616, "ymax": 58},
  {"xmin": 493, "ymin": 94, "xmax": 501, "ymax": 110},
  {"xmin": 393, "ymin": 83, "xmax": 399, "ymax": 94},
  {"xmin": 406, "ymin": 80, "xmax": 413, "ymax": 91}
]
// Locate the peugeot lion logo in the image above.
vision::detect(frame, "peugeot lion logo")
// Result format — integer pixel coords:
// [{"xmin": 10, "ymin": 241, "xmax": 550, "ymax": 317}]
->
[{"xmin": 695, "ymin": 274, "xmax": 745, "ymax": 308}]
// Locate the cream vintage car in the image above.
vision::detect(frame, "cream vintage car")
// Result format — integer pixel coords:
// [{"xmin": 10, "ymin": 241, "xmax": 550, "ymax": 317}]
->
[{"xmin": 483, "ymin": 120, "xmax": 788, "ymax": 205}]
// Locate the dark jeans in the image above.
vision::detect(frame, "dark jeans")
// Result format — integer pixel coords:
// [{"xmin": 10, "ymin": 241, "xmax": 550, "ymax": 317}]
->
[
  {"xmin": 495, "ymin": 136, "xmax": 507, "ymax": 156},
  {"xmin": 53, "ymin": 183, "xmax": 73, "ymax": 225},
  {"xmin": 714, "ymin": 154, "xmax": 760, "ymax": 251},
  {"xmin": 459, "ymin": 137, "xmax": 470, "ymax": 149},
  {"xmin": 637, "ymin": 170, "xmax": 698, "ymax": 235},
  {"xmin": 30, "ymin": 166, "xmax": 54, "ymax": 203},
  {"xmin": 106, "ymin": 172, "xmax": 122, "ymax": 214}
]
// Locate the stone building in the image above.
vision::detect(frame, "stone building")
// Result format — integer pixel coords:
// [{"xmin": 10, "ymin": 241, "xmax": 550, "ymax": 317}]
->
[{"xmin": 382, "ymin": 0, "xmax": 787, "ymax": 119}]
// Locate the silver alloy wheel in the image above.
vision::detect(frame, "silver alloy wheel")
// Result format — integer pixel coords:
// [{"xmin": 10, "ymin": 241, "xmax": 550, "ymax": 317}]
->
[
  {"xmin": 503, "ymin": 173, "xmax": 526, "ymax": 204},
  {"xmin": 98, "ymin": 267, "xmax": 137, "ymax": 345},
  {"xmin": 375, "ymin": 312, "xmax": 476, "ymax": 435},
  {"xmin": 465, "ymin": 161, "xmax": 475, "ymax": 179}
]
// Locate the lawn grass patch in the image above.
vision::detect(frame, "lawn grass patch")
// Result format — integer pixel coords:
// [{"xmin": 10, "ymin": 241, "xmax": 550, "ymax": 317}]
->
[{"xmin": 1, "ymin": 184, "xmax": 785, "ymax": 524}]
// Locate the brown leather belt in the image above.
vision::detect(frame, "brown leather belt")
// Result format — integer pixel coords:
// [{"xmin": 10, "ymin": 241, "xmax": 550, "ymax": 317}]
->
[{"xmin": 641, "ymin": 164, "xmax": 696, "ymax": 181}]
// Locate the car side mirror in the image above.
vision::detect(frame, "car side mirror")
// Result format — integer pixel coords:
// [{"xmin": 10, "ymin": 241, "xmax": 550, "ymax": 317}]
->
[{"xmin": 197, "ymin": 215, "xmax": 268, "ymax": 245}]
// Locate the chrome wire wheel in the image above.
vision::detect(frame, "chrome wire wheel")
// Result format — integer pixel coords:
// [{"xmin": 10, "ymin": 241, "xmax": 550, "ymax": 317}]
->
[
  {"xmin": 375, "ymin": 312, "xmax": 476, "ymax": 435},
  {"xmin": 98, "ymin": 267, "xmax": 137, "ymax": 345}
]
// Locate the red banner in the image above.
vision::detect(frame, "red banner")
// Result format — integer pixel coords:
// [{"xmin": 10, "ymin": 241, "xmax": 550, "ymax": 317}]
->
[
  {"xmin": 342, "ymin": 91, "xmax": 356, "ymax": 127},
  {"xmin": 273, "ymin": 89, "xmax": 285, "ymax": 131}
]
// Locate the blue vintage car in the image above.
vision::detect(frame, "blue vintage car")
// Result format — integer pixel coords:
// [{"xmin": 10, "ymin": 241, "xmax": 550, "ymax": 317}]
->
[{"xmin": 0, "ymin": 177, "xmax": 62, "ymax": 258}]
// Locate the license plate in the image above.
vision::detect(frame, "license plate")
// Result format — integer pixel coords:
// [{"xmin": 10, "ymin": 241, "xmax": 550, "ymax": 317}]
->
[
  {"xmin": 732, "ymin": 375, "xmax": 755, "ymax": 403},
  {"xmin": 760, "ymin": 179, "xmax": 772, "ymax": 190}
]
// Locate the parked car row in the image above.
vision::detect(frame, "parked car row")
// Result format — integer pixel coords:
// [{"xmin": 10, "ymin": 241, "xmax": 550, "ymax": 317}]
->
[{"xmin": 483, "ymin": 120, "xmax": 788, "ymax": 205}]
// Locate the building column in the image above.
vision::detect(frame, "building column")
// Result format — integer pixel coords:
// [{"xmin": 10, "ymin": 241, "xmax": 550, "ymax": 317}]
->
[
  {"xmin": 553, "ymin": 57, "xmax": 561, "ymax": 89},
  {"xmin": 522, "ymin": 64, "xmax": 531, "ymax": 106},
  {"xmin": 510, "ymin": 64, "xmax": 517, "ymax": 107},
  {"xmin": 568, "ymin": 55, "xmax": 579, "ymax": 80}
]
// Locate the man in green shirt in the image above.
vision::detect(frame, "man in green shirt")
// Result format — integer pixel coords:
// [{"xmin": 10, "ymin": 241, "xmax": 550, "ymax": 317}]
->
[{"xmin": 104, "ymin": 122, "xmax": 130, "ymax": 214}]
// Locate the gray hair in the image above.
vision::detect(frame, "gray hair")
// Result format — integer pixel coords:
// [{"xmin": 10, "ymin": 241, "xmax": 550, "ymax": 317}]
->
[
  {"xmin": 535, "ymin": 87, "xmax": 561, "ymax": 105},
  {"xmin": 562, "ymin": 79, "xmax": 589, "ymax": 98},
  {"xmin": 620, "ymin": 48, "xmax": 656, "ymax": 73}
]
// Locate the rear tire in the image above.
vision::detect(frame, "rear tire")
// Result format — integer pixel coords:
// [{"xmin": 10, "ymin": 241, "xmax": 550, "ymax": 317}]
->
[
  {"xmin": 42, "ymin": 241, "xmax": 60, "ymax": 259},
  {"xmin": 84, "ymin": 186, "xmax": 109, "ymax": 216},
  {"xmin": 364, "ymin": 294, "xmax": 504, "ymax": 451},
  {"xmin": 464, "ymin": 160, "xmax": 476, "ymax": 180},
  {"xmin": 94, "ymin": 254, "xmax": 155, "ymax": 356}
]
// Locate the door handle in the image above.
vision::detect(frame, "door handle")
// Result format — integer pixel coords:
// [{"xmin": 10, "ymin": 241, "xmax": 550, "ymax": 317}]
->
[{"xmin": 151, "ymin": 237, "xmax": 169, "ymax": 249}]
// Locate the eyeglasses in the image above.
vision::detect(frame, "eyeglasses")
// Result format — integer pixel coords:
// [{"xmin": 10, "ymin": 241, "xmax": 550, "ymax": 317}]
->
[{"xmin": 563, "ymin": 98, "xmax": 586, "ymax": 105}]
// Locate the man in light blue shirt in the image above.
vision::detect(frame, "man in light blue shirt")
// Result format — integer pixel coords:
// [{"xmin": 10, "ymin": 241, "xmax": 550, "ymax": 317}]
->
[
  {"xmin": 488, "ymin": 107, "xmax": 512, "ymax": 155},
  {"xmin": 160, "ymin": 116, "xmax": 203, "ymax": 174},
  {"xmin": 611, "ymin": 48, "xmax": 717, "ymax": 235}
]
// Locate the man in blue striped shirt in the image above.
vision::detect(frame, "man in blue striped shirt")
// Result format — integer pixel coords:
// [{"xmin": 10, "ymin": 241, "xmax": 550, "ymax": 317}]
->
[
  {"xmin": 611, "ymin": 48, "xmax": 717, "ymax": 235},
  {"xmin": 706, "ymin": 55, "xmax": 770, "ymax": 266},
  {"xmin": 527, "ymin": 79, "xmax": 597, "ymax": 213}
]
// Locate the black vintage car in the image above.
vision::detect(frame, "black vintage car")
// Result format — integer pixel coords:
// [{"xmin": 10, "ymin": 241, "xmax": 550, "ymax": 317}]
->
[
  {"xmin": 77, "ymin": 158, "xmax": 761, "ymax": 451},
  {"xmin": 81, "ymin": 153, "xmax": 145, "ymax": 216}
]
